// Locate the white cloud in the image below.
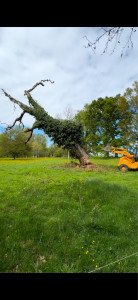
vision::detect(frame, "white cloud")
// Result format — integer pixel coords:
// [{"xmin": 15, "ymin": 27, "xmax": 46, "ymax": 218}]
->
[{"xmin": 0, "ymin": 27, "xmax": 138, "ymax": 129}]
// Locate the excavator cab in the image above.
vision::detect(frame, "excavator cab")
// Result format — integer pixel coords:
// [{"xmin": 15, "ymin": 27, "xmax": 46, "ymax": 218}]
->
[
  {"xmin": 118, "ymin": 146, "xmax": 138, "ymax": 172},
  {"xmin": 103, "ymin": 144, "xmax": 138, "ymax": 171}
]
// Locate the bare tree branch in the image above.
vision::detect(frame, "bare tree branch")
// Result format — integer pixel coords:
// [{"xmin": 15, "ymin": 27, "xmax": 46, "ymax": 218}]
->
[
  {"xmin": 83, "ymin": 27, "xmax": 137, "ymax": 56},
  {"xmin": 1, "ymin": 88, "xmax": 29, "ymax": 111},
  {"xmin": 24, "ymin": 79, "xmax": 54, "ymax": 96},
  {"xmin": 24, "ymin": 128, "xmax": 33, "ymax": 144},
  {"xmin": 83, "ymin": 27, "xmax": 118, "ymax": 54},
  {"xmin": 0, "ymin": 120, "xmax": 9, "ymax": 127},
  {"xmin": 24, "ymin": 120, "xmax": 42, "ymax": 144},
  {"xmin": 120, "ymin": 27, "xmax": 136, "ymax": 57},
  {"xmin": 1, "ymin": 79, "xmax": 54, "ymax": 142},
  {"xmin": 2, "ymin": 79, "xmax": 54, "ymax": 111},
  {"xmin": 6, "ymin": 112, "xmax": 25, "ymax": 130}
]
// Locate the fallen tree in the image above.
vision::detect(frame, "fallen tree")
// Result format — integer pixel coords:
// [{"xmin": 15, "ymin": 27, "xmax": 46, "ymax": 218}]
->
[{"xmin": 1, "ymin": 80, "xmax": 90, "ymax": 165}]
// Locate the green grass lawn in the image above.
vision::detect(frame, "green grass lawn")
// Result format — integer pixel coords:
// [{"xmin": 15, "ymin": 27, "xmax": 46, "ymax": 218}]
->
[{"xmin": 0, "ymin": 157, "xmax": 137, "ymax": 273}]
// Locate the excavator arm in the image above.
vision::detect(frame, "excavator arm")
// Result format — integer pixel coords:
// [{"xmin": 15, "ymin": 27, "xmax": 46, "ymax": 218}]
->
[
  {"xmin": 110, "ymin": 147, "xmax": 133, "ymax": 159},
  {"xmin": 103, "ymin": 144, "xmax": 132, "ymax": 157}
]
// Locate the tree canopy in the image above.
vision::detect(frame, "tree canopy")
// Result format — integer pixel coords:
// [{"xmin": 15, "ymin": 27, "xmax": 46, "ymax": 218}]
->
[
  {"xmin": 0, "ymin": 126, "xmax": 32, "ymax": 159},
  {"xmin": 0, "ymin": 126, "xmax": 49, "ymax": 159},
  {"xmin": 75, "ymin": 81, "xmax": 138, "ymax": 154}
]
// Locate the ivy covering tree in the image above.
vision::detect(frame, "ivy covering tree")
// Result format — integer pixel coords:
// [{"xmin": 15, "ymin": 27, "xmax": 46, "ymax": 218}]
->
[{"xmin": 1, "ymin": 80, "xmax": 90, "ymax": 165}]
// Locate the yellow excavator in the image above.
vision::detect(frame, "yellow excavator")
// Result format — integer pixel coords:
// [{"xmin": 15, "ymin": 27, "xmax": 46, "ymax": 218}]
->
[{"xmin": 103, "ymin": 144, "xmax": 138, "ymax": 172}]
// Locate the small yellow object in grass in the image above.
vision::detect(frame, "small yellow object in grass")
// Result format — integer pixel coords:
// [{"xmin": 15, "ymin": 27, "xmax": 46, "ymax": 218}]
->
[
  {"xmin": 82, "ymin": 246, "xmax": 84, "ymax": 249},
  {"xmin": 86, "ymin": 250, "xmax": 89, "ymax": 255},
  {"xmin": 39, "ymin": 255, "xmax": 46, "ymax": 263},
  {"xmin": 95, "ymin": 265, "xmax": 98, "ymax": 268},
  {"xmin": 93, "ymin": 259, "xmax": 95, "ymax": 262},
  {"xmin": 118, "ymin": 262, "xmax": 121, "ymax": 265}
]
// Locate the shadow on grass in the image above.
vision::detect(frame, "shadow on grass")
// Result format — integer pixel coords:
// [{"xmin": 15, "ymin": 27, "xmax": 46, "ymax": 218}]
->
[{"xmin": 0, "ymin": 178, "xmax": 137, "ymax": 273}]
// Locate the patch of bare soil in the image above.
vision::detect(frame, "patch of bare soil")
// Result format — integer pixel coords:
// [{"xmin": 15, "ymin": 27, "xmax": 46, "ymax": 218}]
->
[
  {"xmin": 51, "ymin": 161, "xmax": 112, "ymax": 172},
  {"xmin": 75, "ymin": 162, "xmax": 114, "ymax": 172},
  {"xmin": 75, "ymin": 163, "xmax": 98, "ymax": 170}
]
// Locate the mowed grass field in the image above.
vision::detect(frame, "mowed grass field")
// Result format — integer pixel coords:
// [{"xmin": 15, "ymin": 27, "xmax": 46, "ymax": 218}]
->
[{"xmin": 0, "ymin": 157, "xmax": 137, "ymax": 273}]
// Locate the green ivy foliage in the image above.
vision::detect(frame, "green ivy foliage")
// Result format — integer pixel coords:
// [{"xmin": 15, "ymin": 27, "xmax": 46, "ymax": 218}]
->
[
  {"xmin": 43, "ymin": 118, "xmax": 84, "ymax": 151},
  {"xmin": 26, "ymin": 93, "xmax": 84, "ymax": 154}
]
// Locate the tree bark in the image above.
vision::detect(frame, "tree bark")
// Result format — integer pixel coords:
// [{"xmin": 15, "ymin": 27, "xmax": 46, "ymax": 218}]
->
[
  {"xmin": 75, "ymin": 143, "xmax": 90, "ymax": 165},
  {"xmin": 106, "ymin": 151, "xmax": 109, "ymax": 158}
]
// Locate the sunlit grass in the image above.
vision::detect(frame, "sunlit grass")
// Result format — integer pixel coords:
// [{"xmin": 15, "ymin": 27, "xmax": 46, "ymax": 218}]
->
[{"xmin": 0, "ymin": 157, "xmax": 137, "ymax": 273}]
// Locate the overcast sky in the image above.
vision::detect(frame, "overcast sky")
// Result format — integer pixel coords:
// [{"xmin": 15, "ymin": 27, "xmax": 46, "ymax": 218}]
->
[{"xmin": 0, "ymin": 27, "xmax": 138, "ymax": 133}]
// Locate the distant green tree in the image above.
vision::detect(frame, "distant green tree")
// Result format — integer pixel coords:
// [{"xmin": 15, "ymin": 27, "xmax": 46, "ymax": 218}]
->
[
  {"xmin": 76, "ymin": 96, "xmax": 119, "ymax": 153},
  {"xmin": 0, "ymin": 126, "xmax": 32, "ymax": 159},
  {"xmin": 48, "ymin": 143, "xmax": 68, "ymax": 157},
  {"xmin": 123, "ymin": 81, "xmax": 138, "ymax": 145},
  {"xmin": 115, "ymin": 95, "xmax": 132, "ymax": 147},
  {"xmin": 31, "ymin": 133, "xmax": 47, "ymax": 157},
  {"xmin": 75, "ymin": 93, "xmax": 133, "ymax": 155},
  {"xmin": 31, "ymin": 139, "xmax": 43, "ymax": 157},
  {"xmin": 34, "ymin": 133, "xmax": 47, "ymax": 147}
]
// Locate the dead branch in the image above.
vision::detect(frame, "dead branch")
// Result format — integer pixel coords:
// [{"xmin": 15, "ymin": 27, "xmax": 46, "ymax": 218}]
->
[
  {"xmin": 24, "ymin": 79, "xmax": 54, "ymax": 96},
  {"xmin": 6, "ymin": 112, "xmax": 25, "ymax": 130},
  {"xmin": 84, "ymin": 27, "xmax": 117, "ymax": 51},
  {"xmin": 0, "ymin": 120, "xmax": 9, "ymax": 127},
  {"xmin": 25, "ymin": 132, "xmax": 33, "ymax": 144},
  {"xmin": 120, "ymin": 27, "xmax": 136, "ymax": 57},
  {"xmin": 2, "ymin": 89, "xmax": 29, "ymax": 111},
  {"xmin": 1, "ymin": 80, "xmax": 55, "ymax": 142},
  {"xmin": 24, "ymin": 128, "xmax": 33, "ymax": 144},
  {"xmin": 83, "ymin": 27, "xmax": 137, "ymax": 56}
]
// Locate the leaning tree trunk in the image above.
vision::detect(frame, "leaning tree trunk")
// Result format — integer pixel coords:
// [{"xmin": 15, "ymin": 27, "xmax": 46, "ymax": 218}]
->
[
  {"xmin": 1, "ymin": 79, "xmax": 90, "ymax": 165},
  {"xmin": 75, "ymin": 143, "xmax": 90, "ymax": 165}
]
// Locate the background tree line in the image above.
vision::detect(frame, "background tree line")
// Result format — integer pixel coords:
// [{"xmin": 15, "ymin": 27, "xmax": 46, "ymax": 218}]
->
[{"xmin": 0, "ymin": 126, "xmax": 68, "ymax": 159}]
